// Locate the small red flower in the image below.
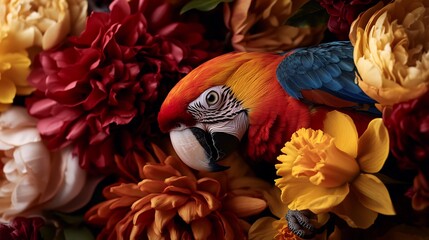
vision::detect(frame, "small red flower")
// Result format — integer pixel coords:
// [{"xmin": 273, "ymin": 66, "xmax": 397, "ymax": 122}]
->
[
  {"xmin": 26, "ymin": 0, "xmax": 219, "ymax": 174},
  {"xmin": 383, "ymin": 91, "xmax": 429, "ymax": 172},
  {"xmin": 407, "ymin": 171, "xmax": 429, "ymax": 211},
  {"xmin": 317, "ymin": 0, "xmax": 379, "ymax": 40},
  {"xmin": 0, "ymin": 217, "xmax": 44, "ymax": 240}
]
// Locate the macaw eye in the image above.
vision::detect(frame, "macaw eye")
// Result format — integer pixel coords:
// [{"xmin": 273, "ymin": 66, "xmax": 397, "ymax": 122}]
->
[{"xmin": 206, "ymin": 90, "xmax": 219, "ymax": 106}]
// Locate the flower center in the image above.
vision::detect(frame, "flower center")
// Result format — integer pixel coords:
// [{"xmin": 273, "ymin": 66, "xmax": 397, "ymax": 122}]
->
[
  {"xmin": 273, "ymin": 218, "xmax": 300, "ymax": 240},
  {"xmin": 290, "ymin": 129, "xmax": 360, "ymax": 188}
]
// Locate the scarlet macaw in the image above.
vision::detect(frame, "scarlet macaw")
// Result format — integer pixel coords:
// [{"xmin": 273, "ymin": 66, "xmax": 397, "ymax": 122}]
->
[{"xmin": 157, "ymin": 41, "xmax": 377, "ymax": 172}]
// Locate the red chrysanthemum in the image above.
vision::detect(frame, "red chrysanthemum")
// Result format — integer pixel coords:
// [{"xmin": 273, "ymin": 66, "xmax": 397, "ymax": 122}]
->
[
  {"xmin": 26, "ymin": 0, "xmax": 220, "ymax": 174},
  {"xmin": 383, "ymin": 91, "xmax": 429, "ymax": 173},
  {"xmin": 317, "ymin": 0, "xmax": 379, "ymax": 40},
  {"xmin": 0, "ymin": 217, "xmax": 44, "ymax": 240}
]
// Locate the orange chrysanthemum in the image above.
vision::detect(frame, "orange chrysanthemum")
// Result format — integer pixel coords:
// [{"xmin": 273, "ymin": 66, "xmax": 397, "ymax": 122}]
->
[
  {"xmin": 85, "ymin": 145, "xmax": 269, "ymax": 239},
  {"xmin": 224, "ymin": 0, "xmax": 326, "ymax": 52}
]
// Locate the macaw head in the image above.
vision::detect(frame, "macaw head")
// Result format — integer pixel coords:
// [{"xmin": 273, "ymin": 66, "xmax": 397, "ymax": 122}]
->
[{"xmin": 158, "ymin": 52, "xmax": 310, "ymax": 171}]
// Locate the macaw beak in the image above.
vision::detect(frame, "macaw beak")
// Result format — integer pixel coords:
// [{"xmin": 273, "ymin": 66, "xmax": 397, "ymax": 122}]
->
[{"xmin": 169, "ymin": 112, "xmax": 248, "ymax": 171}]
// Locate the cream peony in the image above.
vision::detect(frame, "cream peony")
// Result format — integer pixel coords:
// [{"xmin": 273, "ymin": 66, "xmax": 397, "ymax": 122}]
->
[
  {"xmin": 350, "ymin": 0, "xmax": 429, "ymax": 106},
  {"xmin": 0, "ymin": 0, "xmax": 88, "ymax": 52},
  {"xmin": 0, "ymin": 107, "xmax": 99, "ymax": 221}
]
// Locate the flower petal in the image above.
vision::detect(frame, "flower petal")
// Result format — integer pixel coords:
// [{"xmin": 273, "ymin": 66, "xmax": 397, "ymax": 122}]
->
[
  {"xmin": 248, "ymin": 217, "xmax": 278, "ymax": 240},
  {"xmin": 191, "ymin": 218, "xmax": 212, "ymax": 240},
  {"xmin": 42, "ymin": 147, "xmax": 87, "ymax": 210},
  {"xmin": 275, "ymin": 173, "xmax": 349, "ymax": 213},
  {"xmin": 352, "ymin": 174, "xmax": 396, "ymax": 215},
  {"xmin": 263, "ymin": 187, "xmax": 288, "ymax": 219},
  {"xmin": 358, "ymin": 118, "xmax": 389, "ymax": 173},
  {"xmin": 331, "ymin": 191, "xmax": 378, "ymax": 229},
  {"xmin": 224, "ymin": 196, "xmax": 267, "ymax": 218},
  {"xmin": 0, "ymin": 107, "xmax": 36, "ymax": 128},
  {"xmin": 0, "ymin": 78, "xmax": 16, "ymax": 104},
  {"xmin": 323, "ymin": 111, "xmax": 358, "ymax": 157},
  {"xmin": 153, "ymin": 209, "xmax": 176, "ymax": 235}
]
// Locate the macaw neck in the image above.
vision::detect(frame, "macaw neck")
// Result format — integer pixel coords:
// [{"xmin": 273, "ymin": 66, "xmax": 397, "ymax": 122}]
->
[
  {"xmin": 245, "ymin": 95, "xmax": 312, "ymax": 163},
  {"xmin": 244, "ymin": 103, "xmax": 376, "ymax": 164}
]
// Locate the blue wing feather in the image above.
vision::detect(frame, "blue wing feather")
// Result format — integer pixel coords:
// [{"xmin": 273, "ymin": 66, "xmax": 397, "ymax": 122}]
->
[{"xmin": 276, "ymin": 41, "xmax": 377, "ymax": 108}]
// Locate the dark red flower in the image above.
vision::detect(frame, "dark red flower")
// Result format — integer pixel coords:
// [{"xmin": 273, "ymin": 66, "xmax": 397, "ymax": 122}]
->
[
  {"xmin": 0, "ymin": 217, "xmax": 44, "ymax": 240},
  {"xmin": 383, "ymin": 91, "xmax": 429, "ymax": 173},
  {"xmin": 317, "ymin": 0, "xmax": 379, "ymax": 40},
  {"xmin": 406, "ymin": 171, "xmax": 429, "ymax": 211},
  {"xmin": 26, "ymin": 0, "xmax": 220, "ymax": 174}
]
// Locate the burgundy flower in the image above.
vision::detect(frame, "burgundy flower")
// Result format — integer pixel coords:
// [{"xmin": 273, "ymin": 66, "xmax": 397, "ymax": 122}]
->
[
  {"xmin": 0, "ymin": 217, "xmax": 44, "ymax": 240},
  {"xmin": 383, "ymin": 91, "xmax": 429, "ymax": 173},
  {"xmin": 26, "ymin": 0, "xmax": 219, "ymax": 174},
  {"xmin": 317, "ymin": 0, "xmax": 379, "ymax": 40},
  {"xmin": 407, "ymin": 171, "xmax": 429, "ymax": 211}
]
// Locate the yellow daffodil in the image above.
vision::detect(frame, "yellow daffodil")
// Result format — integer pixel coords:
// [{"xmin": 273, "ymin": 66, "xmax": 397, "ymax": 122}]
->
[
  {"xmin": 275, "ymin": 111, "xmax": 395, "ymax": 229},
  {"xmin": 249, "ymin": 187, "xmax": 336, "ymax": 240},
  {"xmin": 350, "ymin": 0, "xmax": 429, "ymax": 106}
]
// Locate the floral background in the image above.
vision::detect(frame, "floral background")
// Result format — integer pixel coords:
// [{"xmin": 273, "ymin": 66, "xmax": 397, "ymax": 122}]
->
[{"xmin": 0, "ymin": 0, "xmax": 428, "ymax": 239}]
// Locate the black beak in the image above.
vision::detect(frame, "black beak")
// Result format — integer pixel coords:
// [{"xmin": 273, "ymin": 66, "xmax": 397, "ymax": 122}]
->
[{"xmin": 190, "ymin": 127, "xmax": 240, "ymax": 171}]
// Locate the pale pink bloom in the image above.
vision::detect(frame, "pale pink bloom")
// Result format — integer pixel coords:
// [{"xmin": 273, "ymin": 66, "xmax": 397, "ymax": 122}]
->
[{"xmin": 0, "ymin": 106, "xmax": 99, "ymax": 221}]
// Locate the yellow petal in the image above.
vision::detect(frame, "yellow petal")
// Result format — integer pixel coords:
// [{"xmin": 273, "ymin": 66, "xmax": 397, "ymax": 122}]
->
[
  {"xmin": 358, "ymin": 119, "xmax": 389, "ymax": 173},
  {"xmin": 0, "ymin": 78, "xmax": 16, "ymax": 104},
  {"xmin": 352, "ymin": 174, "xmax": 396, "ymax": 215},
  {"xmin": 323, "ymin": 111, "xmax": 358, "ymax": 158},
  {"xmin": 276, "ymin": 173, "xmax": 349, "ymax": 214},
  {"xmin": 331, "ymin": 192, "xmax": 378, "ymax": 229},
  {"xmin": 263, "ymin": 187, "xmax": 288, "ymax": 219},
  {"xmin": 1, "ymin": 52, "xmax": 31, "ymax": 87},
  {"xmin": 42, "ymin": 13, "xmax": 70, "ymax": 50},
  {"xmin": 248, "ymin": 217, "xmax": 278, "ymax": 240}
]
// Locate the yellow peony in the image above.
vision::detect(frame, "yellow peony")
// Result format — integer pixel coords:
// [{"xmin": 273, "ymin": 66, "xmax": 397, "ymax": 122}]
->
[
  {"xmin": 350, "ymin": 0, "xmax": 429, "ymax": 106},
  {"xmin": 224, "ymin": 0, "xmax": 326, "ymax": 52},
  {"xmin": 0, "ymin": 0, "xmax": 88, "ymax": 52},
  {"xmin": 0, "ymin": 51, "xmax": 31, "ymax": 111},
  {"xmin": 0, "ymin": 0, "xmax": 87, "ymax": 111},
  {"xmin": 275, "ymin": 111, "xmax": 395, "ymax": 229}
]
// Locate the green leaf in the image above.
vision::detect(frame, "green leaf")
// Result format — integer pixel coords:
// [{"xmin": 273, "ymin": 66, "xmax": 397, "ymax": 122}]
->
[
  {"xmin": 374, "ymin": 173, "xmax": 408, "ymax": 185},
  {"xmin": 286, "ymin": 1, "xmax": 329, "ymax": 27},
  {"xmin": 180, "ymin": 0, "xmax": 233, "ymax": 14},
  {"xmin": 39, "ymin": 225, "xmax": 60, "ymax": 240},
  {"xmin": 64, "ymin": 227, "xmax": 95, "ymax": 240},
  {"xmin": 54, "ymin": 212, "xmax": 84, "ymax": 225}
]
